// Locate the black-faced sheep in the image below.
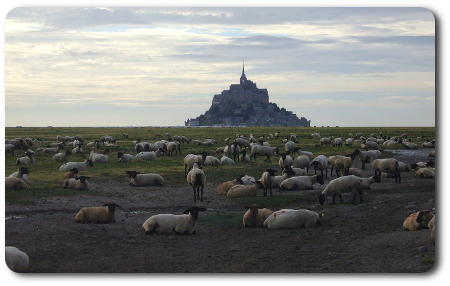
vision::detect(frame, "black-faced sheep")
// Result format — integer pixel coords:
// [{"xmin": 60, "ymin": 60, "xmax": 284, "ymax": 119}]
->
[
  {"xmin": 75, "ymin": 203, "xmax": 121, "ymax": 223},
  {"xmin": 227, "ymin": 181, "xmax": 265, "ymax": 198},
  {"xmin": 5, "ymin": 177, "xmax": 28, "ymax": 190},
  {"xmin": 9, "ymin": 166, "xmax": 29, "ymax": 184},
  {"xmin": 59, "ymin": 159, "xmax": 93, "ymax": 172},
  {"xmin": 187, "ymin": 163, "xmax": 206, "ymax": 202},
  {"xmin": 117, "ymin": 152, "xmax": 135, "ymax": 162},
  {"xmin": 261, "ymin": 168, "xmax": 277, "ymax": 197},
  {"xmin": 64, "ymin": 168, "xmax": 79, "ymax": 179},
  {"xmin": 217, "ymin": 177, "xmax": 244, "ymax": 195},
  {"xmin": 250, "ymin": 145, "xmax": 279, "ymax": 162},
  {"xmin": 184, "ymin": 151, "xmax": 208, "ymax": 177},
  {"xmin": 243, "ymin": 204, "xmax": 274, "ymax": 227},
  {"xmin": 311, "ymin": 155, "xmax": 330, "ymax": 178},
  {"xmin": 126, "ymin": 171, "xmax": 165, "ymax": 187},
  {"xmin": 371, "ymin": 158, "xmax": 401, "ymax": 183},
  {"xmin": 279, "ymin": 174, "xmax": 324, "ymax": 191},
  {"xmin": 360, "ymin": 175, "xmax": 381, "ymax": 189},
  {"xmin": 403, "ymin": 210, "xmax": 434, "ymax": 231},
  {"xmin": 16, "ymin": 152, "xmax": 35, "ymax": 165},
  {"xmin": 318, "ymin": 175, "xmax": 363, "ymax": 205},
  {"xmin": 53, "ymin": 150, "xmax": 72, "ymax": 161},
  {"xmin": 63, "ymin": 176, "xmax": 90, "ymax": 190}
]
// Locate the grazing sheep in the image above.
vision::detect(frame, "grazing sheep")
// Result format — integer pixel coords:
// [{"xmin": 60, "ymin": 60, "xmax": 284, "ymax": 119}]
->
[
  {"xmin": 278, "ymin": 153, "xmax": 294, "ymax": 171},
  {"xmin": 263, "ymin": 209, "xmax": 323, "ymax": 229},
  {"xmin": 334, "ymin": 138, "xmax": 343, "ymax": 147},
  {"xmin": 320, "ymin": 137, "xmax": 335, "ymax": 147},
  {"xmin": 243, "ymin": 205, "xmax": 274, "ymax": 227},
  {"xmin": 75, "ymin": 203, "xmax": 121, "ymax": 223},
  {"xmin": 428, "ymin": 215, "xmax": 435, "ymax": 244},
  {"xmin": 187, "ymin": 163, "xmax": 206, "ymax": 202},
  {"xmin": 117, "ymin": 152, "xmax": 135, "ymax": 162},
  {"xmin": 64, "ymin": 168, "xmax": 79, "ymax": 179},
  {"xmin": 220, "ymin": 155, "xmax": 236, "ymax": 166},
  {"xmin": 166, "ymin": 141, "xmax": 181, "ymax": 157},
  {"xmin": 403, "ymin": 210, "xmax": 434, "ymax": 231},
  {"xmin": 261, "ymin": 168, "xmax": 277, "ymax": 197},
  {"xmin": 9, "ymin": 167, "xmax": 29, "ymax": 184},
  {"xmin": 63, "ymin": 176, "xmax": 90, "ymax": 190},
  {"xmin": 371, "ymin": 158, "xmax": 401, "ymax": 183},
  {"xmin": 59, "ymin": 159, "xmax": 93, "ymax": 172},
  {"xmin": 126, "ymin": 171, "xmax": 165, "ymax": 186},
  {"xmin": 5, "ymin": 144, "xmax": 15, "ymax": 157},
  {"xmin": 203, "ymin": 155, "xmax": 221, "ymax": 166},
  {"xmin": 235, "ymin": 138, "xmax": 251, "ymax": 149},
  {"xmin": 16, "ymin": 152, "xmax": 35, "ymax": 165},
  {"xmin": 279, "ymin": 174, "xmax": 324, "ymax": 190},
  {"xmin": 352, "ymin": 149, "xmax": 381, "ymax": 170},
  {"xmin": 311, "ymin": 155, "xmax": 330, "ymax": 178},
  {"xmin": 53, "ymin": 150, "xmax": 72, "ymax": 161},
  {"xmin": 89, "ymin": 152, "xmax": 109, "ymax": 163},
  {"xmin": 284, "ymin": 141, "xmax": 297, "ymax": 156},
  {"xmin": 362, "ymin": 140, "xmax": 382, "ymax": 151},
  {"xmin": 318, "ymin": 175, "xmax": 363, "ymax": 205},
  {"xmin": 184, "ymin": 152, "xmax": 208, "ymax": 177},
  {"xmin": 122, "ymin": 133, "xmax": 129, "ymax": 138},
  {"xmin": 227, "ymin": 181, "xmax": 264, "ymax": 198},
  {"xmin": 251, "ymin": 145, "xmax": 279, "ymax": 162},
  {"xmin": 345, "ymin": 138, "xmax": 353, "ymax": 146},
  {"xmin": 5, "ymin": 246, "xmax": 29, "ymax": 273},
  {"xmin": 332, "ymin": 153, "xmax": 358, "ymax": 177},
  {"xmin": 5, "ymin": 177, "xmax": 28, "ymax": 190},
  {"xmin": 360, "ymin": 175, "xmax": 381, "ymax": 189},
  {"xmin": 142, "ymin": 206, "xmax": 207, "ymax": 235},
  {"xmin": 217, "ymin": 177, "xmax": 244, "ymax": 195},
  {"xmin": 292, "ymin": 155, "xmax": 310, "ymax": 172}
]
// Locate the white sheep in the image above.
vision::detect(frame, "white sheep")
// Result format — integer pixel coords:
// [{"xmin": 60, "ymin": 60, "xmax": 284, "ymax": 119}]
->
[
  {"xmin": 413, "ymin": 168, "xmax": 435, "ymax": 178},
  {"xmin": 5, "ymin": 143, "xmax": 15, "ymax": 157},
  {"xmin": 142, "ymin": 206, "xmax": 207, "ymax": 235},
  {"xmin": 203, "ymin": 155, "xmax": 221, "ymax": 166},
  {"xmin": 311, "ymin": 155, "xmax": 330, "ymax": 178},
  {"xmin": 9, "ymin": 166, "xmax": 29, "ymax": 184},
  {"xmin": 184, "ymin": 151, "xmax": 208, "ymax": 177},
  {"xmin": 278, "ymin": 153, "xmax": 294, "ymax": 171},
  {"xmin": 239, "ymin": 149, "xmax": 251, "ymax": 163},
  {"xmin": 360, "ymin": 175, "xmax": 381, "ymax": 189},
  {"xmin": 59, "ymin": 159, "xmax": 93, "ymax": 172},
  {"xmin": 292, "ymin": 155, "xmax": 310, "ymax": 172},
  {"xmin": 334, "ymin": 138, "xmax": 343, "ymax": 147},
  {"xmin": 126, "ymin": 171, "xmax": 165, "ymax": 186},
  {"xmin": 318, "ymin": 175, "xmax": 364, "ymax": 205},
  {"xmin": 284, "ymin": 141, "xmax": 297, "ymax": 156},
  {"xmin": 352, "ymin": 149, "xmax": 381, "ymax": 170},
  {"xmin": 117, "ymin": 152, "xmax": 135, "ymax": 162},
  {"xmin": 75, "ymin": 202, "xmax": 121, "ymax": 223},
  {"xmin": 89, "ymin": 152, "xmax": 109, "ymax": 163},
  {"xmin": 220, "ymin": 155, "xmax": 236, "ymax": 166},
  {"xmin": 263, "ymin": 209, "xmax": 323, "ymax": 229},
  {"xmin": 5, "ymin": 246, "xmax": 29, "ymax": 272},
  {"xmin": 5, "ymin": 177, "xmax": 28, "ymax": 190},
  {"xmin": 251, "ymin": 145, "xmax": 279, "ymax": 162},
  {"xmin": 16, "ymin": 152, "xmax": 35, "ymax": 165},
  {"xmin": 64, "ymin": 168, "xmax": 79, "ymax": 179},
  {"xmin": 282, "ymin": 166, "xmax": 307, "ymax": 178},
  {"xmin": 320, "ymin": 137, "xmax": 335, "ymax": 147},
  {"xmin": 428, "ymin": 215, "xmax": 435, "ymax": 244},
  {"xmin": 63, "ymin": 176, "xmax": 90, "ymax": 190},
  {"xmin": 227, "ymin": 181, "xmax": 264, "ymax": 198},
  {"xmin": 166, "ymin": 141, "xmax": 181, "ymax": 157},
  {"xmin": 279, "ymin": 174, "xmax": 324, "ymax": 190},
  {"xmin": 403, "ymin": 210, "xmax": 434, "ymax": 231},
  {"xmin": 260, "ymin": 168, "xmax": 278, "ymax": 197},
  {"xmin": 187, "ymin": 163, "xmax": 206, "ymax": 202},
  {"xmin": 135, "ymin": 148, "xmax": 165, "ymax": 161},
  {"xmin": 297, "ymin": 150, "xmax": 313, "ymax": 159},
  {"xmin": 243, "ymin": 204, "xmax": 274, "ymax": 227},
  {"xmin": 371, "ymin": 158, "xmax": 401, "ymax": 183},
  {"xmin": 53, "ymin": 150, "xmax": 72, "ymax": 161},
  {"xmin": 217, "ymin": 177, "xmax": 244, "ymax": 195},
  {"xmin": 332, "ymin": 153, "xmax": 358, "ymax": 177}
]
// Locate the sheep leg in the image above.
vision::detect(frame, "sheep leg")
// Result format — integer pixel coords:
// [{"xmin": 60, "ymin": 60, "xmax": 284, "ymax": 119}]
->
[
  {"xmin": 269, "ymin": 187, "xmax": 273, "ymax": 197},
  {"xmin": 193, "ymin": 185, "xmax": 197, "ymax": 202},
  {"xmin": 332, "ymin": 194, "xmax": 336, "ymax": 204},
  {"xmin": 339, "ymin": 194, "xmax": 344, "ymax": 203},
  {"xmin": 263, "ymin": 188, "xmax": 267, "ymax": 197},
  {"xmin": 358, "ymin": 189, "xmax": 363, "ymax": 203},
  {"xmin": 200, "ymin": 186, "xmax": 204, "ymax": 202}
]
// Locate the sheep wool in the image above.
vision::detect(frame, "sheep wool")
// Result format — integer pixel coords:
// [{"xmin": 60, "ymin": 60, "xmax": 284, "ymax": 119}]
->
[
  {"xmin": 403, "ymin": 210, "xmax": 434, "ymax": 231},
  {"xmin": 5, "ymin": 246, "xmax": 29, "ymax": 273},
  {"xmin": 5, "ymin": 177, "xmax": 28, "ymax": 190},
  {"xmin": 75, "ymin": 203, "xmax": 121, "ymax": 223},
  {"xmin": 318, "ymin": 175, "xmax": 363, "ymax": 205},
  {"xmin": 243, "ymin": 205, "xmax": 274, "ymax": 227},
  {"xmin": 263, "ymin": 209, "xmax": 323, "ymax": 229}
]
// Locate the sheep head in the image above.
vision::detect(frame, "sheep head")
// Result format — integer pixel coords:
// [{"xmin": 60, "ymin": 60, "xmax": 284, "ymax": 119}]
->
[
  {"xmin": 183, "ymin": 206, "xmax": 207, "ymax": 221},
  {"xmin": 103, "ymin": 202, "xmax": 121, "ymax": 212}
]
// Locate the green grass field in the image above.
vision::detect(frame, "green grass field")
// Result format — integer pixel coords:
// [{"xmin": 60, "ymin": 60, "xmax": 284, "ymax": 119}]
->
[{"xmin": 5, "ymin": 126, "xmax": 435, "ymax": 204}]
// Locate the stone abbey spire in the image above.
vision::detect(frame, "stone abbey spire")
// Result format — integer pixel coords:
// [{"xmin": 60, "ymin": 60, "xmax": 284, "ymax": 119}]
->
[{"xmin": 240, "ymin": 60, "xmax": 247, "ymax": 84}]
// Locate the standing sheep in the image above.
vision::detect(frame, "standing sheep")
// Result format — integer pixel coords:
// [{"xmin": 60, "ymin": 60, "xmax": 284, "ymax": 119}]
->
[
  {"xmin": 187, "ymin": 163, "xmax": 206, "ymax": 202},
  {"xmin": 184, "ymin": 151, "xmax": 208, "ymax": 177},
  {"xmin": 250, "ymin": 145, "xmax": 279, "ymax": 162},
  {"xmin": 75, "ymin": 203, "xmax": 121, "ymax": 223},
  {"xmin": 311, "ymin": 155, "xmax": 330, "ymax": 178},
  {"xmin": 261, "ymin": 168, "xmax": 277, "ymax": 197},
  {"xmin": 142, "ymin": 206, "xmax": 207, "ymax": 235},
  {"xmin": 243, "ymin": 204, "xmax": 274, "ymax": 227},
  {"xmin": 318, "ymin": 175, "xmax": 364, "ymax": 205},
  {"xmin": 292, "ymin": 155, "xmax": 310, "ymax": 172},
  {"xmin": 371, "ymin": 158, "xmax": 401, "ymax": 183}
]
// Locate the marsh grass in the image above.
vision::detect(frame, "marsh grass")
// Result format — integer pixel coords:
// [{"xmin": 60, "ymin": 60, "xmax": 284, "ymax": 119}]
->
[{"xmin": 5, "ymin": 126, "xmax": 434, "ymax": 204}]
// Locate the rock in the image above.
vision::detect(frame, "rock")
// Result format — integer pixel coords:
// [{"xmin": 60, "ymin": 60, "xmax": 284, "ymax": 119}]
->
[{"xmin": 418, "ymin": 246, "xmax": 428, "ymax": 252}]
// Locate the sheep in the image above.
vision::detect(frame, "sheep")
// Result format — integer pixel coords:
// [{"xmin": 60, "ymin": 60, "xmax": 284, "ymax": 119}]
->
[
  {"xmin": 413, "ymin": 168, "xmax": 435, "ymax": 178},
  {"xmin": 402, "ymin": 210, "xmax": 434, "ymax": 231},
  {"xmin": 428, "ymin": 215, "xmax": 435, "ymax": 244},
  {"xmin": 311, "ymin": 155, "xmax": 330, "ymax": 178},
  {"xmin": 89, "ymin": 152, "xmax": 109, "ymax": 163},
  {"xmin": 117, "ymin": 152, "xmax": 135, "ymax": 162},
  {"xmin": 63, "ymin": 176, "xmax": 90, "ymax": 190},
  {"xmin": 135, "ymin": 148, "xmax": 165, "ymax": 161},
  {"xmin": 250, "ymin": 145, "xmax": 279, "ymax": 162},
  {"xmin": 279, "ymin": 174, "xmax": 324, "ymax": 190},
  {"xmin": 227, "ymin": 181, "xmax": 265, "ymax": 198},
  {"xmin": 5, "ymin": 143, "xmax": 15, "ymax": 157},
  {"xmin": 278, "ymin": 153, "xmax": 294, "ymax": 171},
  {"xmin": 224, "ymin": 141, "xmax": 240, "ymax": 161},
  {"xmin": 42, "ymin": 144, "xmax": 64, "ymax": 154},
  {"xmin": 9, "ymin": 167, "xmax": 29, "ymax": 184},
  {"xmin": 422, "ymin": 140, "xmax": 435, "ymax": 148},
  {"xmin": 72, "ymin": 144, "xmax": 83, "ymax": 154},
  {"xmin": 263, "ymin": 209, "xmax": 323, "ymax": 229},
  {"xmin": 180, "ymin": 136, "xmax": 191, "ymax": 144},
  {"xmin": 53, "ymin": 150, "xmax": 72, "ymax": 161},
  {"xmin": 261, "ymin": 168, "xmax": 277, "ymax": 197},
  {"xmin": 243, "ymin": 205, "xmax": 274, "ymax": 227},
  {"xmin": 122, "ymin": 133, "xmax": 129, "ymax": 138},
  {"xmin": 352, "ymin": 149, "xmax": 381, "ymax": 169},
  {"xmin": 360, "ymin": 175, "xmax": 381, "ymax": 189},
  {"xmin": 362, "ymin": 141, "xmax": 382, "ymax": 151},
  {"xmin": 217, "ymin": 177, "xmax": 245, "ymax": 195},
  {"xmin": 292, "ymin": 155, "xmax": 310, "ymax": 172},
  {"xmin": 75, "ymin": 202, "xmax": 121, "ymax": 223},
  {"xmin": 220, "ymin": 155, "xmax": 236, "ymax": 166},
  {"xmin": 343, "ymin": 167, "xmax": 362, "ymax": 177},
  {"xmin": 285, "ymin": 141, "xmax": 297, "ymax": 156},
  {"xmin": 311, "ymin": 132, "xmax": 321, "ymax": 139},
  {"xmin": 235, "ymin": 138, "xmax": 251, "ymax": 149},
  {"xmin": 16, "ymin": 152, "xmax": 35, "ymax": 165},
  {"xmin": 142, "ymin": 206, "xmax": 207, "ymax": 235},
  {"xmin": 371, "ymin": 158, "xmax": 401, "ymax": 183},
  {"xmin": 271, "ymin": 175, "xmax": 286, "ymax": 189},
  {"xmin": 381, "ymin": 162, "xmax": 410, "ymax": 177},
  {"xmin": 318, "ymin": 175, "xmax": 364, "ymax": 205},
  {"xmin": 91, "ymin": 147, "xmax": 110, "ymax": 155},
  {"xmin": 282, "ymin": 166, "xmax": 307, "ymax": 178},
  {"xmin": 402, "ymin": 142, "xmax": 418, "ymax": 149},
  {"xmin": 184, "ymin": 151, "xmax": 208, "ymax": 177},
  {"xmin": 126, "ymin": 171, "xmax": 165, "ymax": 186},
  {"xmin": 187, "ymin": 163, "xmax": 206, "ymax": 202},
  {"xmin": 166, "ymin": 141, "xmax": 181, "ymax": 157},
  {"xmin": 320, "ymin": 137, "xmax": 335, "ymax": 147},
  {"xmin": 239, "ymin": 149, "xmax": 251, "ymax": 163},
  {"xmin": 5, "ymin": 177, "xmax": 28, "ymax": 190},
  {"xmin": 332, "ymin": 153, "xmax": 358, "ymax": 177},
  {"xmin": 203, "ymin": 155, "xmax": 221, "ymax": 166},
  {"xmin": 428, "ymin": 151, "xmax": 435, "ymax": 157},
  {"xmin": 5, "ymin": 246, "xmax": 29, "ymax": 273},
  {"xmin": 59, "ymin": 159, "xmax": 93, "ymax": 172},
  {"xmin": 215, "ymin": 147, "xmax": 225, "ymax": 154},
  {"xmin": 297, "ymin": 150, "xmax": 313, "ymax": 159},
  {"xmin": 345, "ymin": 138, "xmax": 354, "ymax": 146},
  {"xmin": 64, "ymin": 168, "xmax": 79, "ymax": 179},
  {"xmin": 334, "ymin": 138, "xmax": 343, "ymax": 147}
]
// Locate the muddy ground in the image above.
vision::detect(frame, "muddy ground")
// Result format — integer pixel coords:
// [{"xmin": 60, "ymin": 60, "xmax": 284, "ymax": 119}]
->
[{"xmin": 5, "ymin": 149, "xmax": 436, "ymax": 273}]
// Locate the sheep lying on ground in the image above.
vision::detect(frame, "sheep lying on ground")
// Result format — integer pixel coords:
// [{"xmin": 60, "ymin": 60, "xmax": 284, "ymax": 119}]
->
[
  {"xmin": 428, "ymin": 215, "xmax": 435, "ymax": 244},
  {"xmin": 59, "ymin": 159, "xmax": 93, "ymax": 172},
  {"xmin": 63, "ymin": 176, "xmax": 90, "ymax": 190},
  {"xmin": 218, "ymin": 177, "xmax": 244, "ymax": 195},
  {"xmin": 117, "ymin": 152, "xmax": 135, "ymax": 162},
  {"xmin": 126, "ymin": 171, "xmax": 165, "ymax": 186},
  {"xmin": 89, "ymin": 152, "xmax": 109, "ymax": 163},
  {"xmin": 64, "ymin": 168, "xmax": 78, "ymax": 179},
  {"xmin": 282, "ymin": 166, "xmax": 307, "ymax": 177},
  {"xmin": 413, "ymin": 168, "xmax": 435, "ymax": 178},
  {"xmin": 220, "ymin": 155, "xmax": 236, "ymax": 166},
  {"xmin": 279, "ymin": 174, "xmax": 324, "ymax": 190},
  {"xmin": 53, "ymin": 150, "xmax": 72, "ymax": 161},
  {"xmin": 5, "ymin": 246, "xmax": 29, "ymax": 273},
  {"xmin": 360, "ymin": 175, "xmax": 381, "ymax": 189},
  {"xmin": 187, "ymin": 163, "xmax": 206, "ymax": 202},
  {"xmin": 227, "ymin": 181, "xmax": 264, "ymax": 198},
  {"xmin": 318, "ymin": 175, "xmax": 363, "ymax": 205},
  {"xmin": 263, "ymin": 209, "xmax": 323, "ymax": 229},
  {"xmin": 17, "ymin": 152, "xmax": 35, "ymax": 165},
  {"xmin": 203, "ymin": 155, "xmax": 221, "ymax": 166},
  {"xmin": 243, "ymin": 204, "xmax": 274, "ymax": 227},
  {"xmin": 5, "ymin": 177, "xmax": 28, "ymax": 190},
  {"xmin": 75, "ymin": 202, "xmax": 121, "ymax": 223},
  {"xmin": 135, "ymin": 148, "xmax": 165, "ymax": 161},
  {"xmin": 239, "ymin": 149, "xmax": 251, "ymax": 163},
  {"xmin": 403, "ymin": 210, "xmax": 434, "ymax": 231},
  {"xmin": 9, "ymin": 167, "xmax": 29, "ymax": 184},
  {"xmin": 142, "ymin": 206, "xmax": 207, "ymax": 235}
]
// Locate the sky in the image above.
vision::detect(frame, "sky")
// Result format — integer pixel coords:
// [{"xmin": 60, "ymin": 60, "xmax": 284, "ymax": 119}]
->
[{"xmin": 4, "ymin": 7, "xmax": 436, "ymax": 127}]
